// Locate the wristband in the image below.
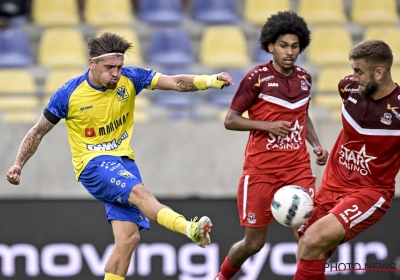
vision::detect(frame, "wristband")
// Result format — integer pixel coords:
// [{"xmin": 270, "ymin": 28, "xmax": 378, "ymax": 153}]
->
[{"xmin": 193, "ymin": 75, "xmax": 225, "ymax": 90}]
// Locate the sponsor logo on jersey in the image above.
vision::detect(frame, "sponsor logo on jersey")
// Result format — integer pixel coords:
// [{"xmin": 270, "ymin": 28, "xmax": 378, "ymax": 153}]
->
[
  {"xmin": 387, "ymin": 103, "xmax": 400, "ymax": 120},
  {"xmin": 86, "ymin": 131, "xmax": 129, "ymax": 151},
  {"xmin": 348, "ymin": 96, "xmax": 357, "ymax": 104},
  {"xmin": 254, "ymin": 75, "xmax": 275, "ymax": 87},
  {"xmin": 84, "ymin": 127, "xmax": 96, "ymax": 137},
  {"xmin": 268, "ymin": 83, "xmax": 278, "ymax": 87},
  {"xmin": 266, "ymin": 119, "xmax": 303, "ymax": 150},
  {"xmin": 380, "ymin": 113, "xmax": 393, "ymax": 125},
  {"xmin": 80, "ymin": 105, "xmax": 93, "ymax": 111},
  {"xmin": 98, "ymin": 112, "xmax": 129, "ymax": 136},
  {"xmin": 338, "ymin": 145, "xmax": 376, "ymax": 176},
  {"xmin": 117, "ymin": 169, "xmax": 135, "ymax": 179},
  {"xmin": 340, "ymin": 83, "xmax": 358, "ymax": 93},
  {"xmin": 116, "ymin": 86, "xmax": 129, "ymax": 102}
]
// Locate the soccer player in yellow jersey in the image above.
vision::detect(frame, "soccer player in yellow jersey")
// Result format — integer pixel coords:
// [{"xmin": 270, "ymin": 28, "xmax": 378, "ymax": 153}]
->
[{"xmin": 6, "ymin": 32, "xmax": 234, "ymax": 280}]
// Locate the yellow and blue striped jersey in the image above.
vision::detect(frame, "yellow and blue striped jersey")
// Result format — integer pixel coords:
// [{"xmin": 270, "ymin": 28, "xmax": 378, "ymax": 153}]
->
[{"xmin": 46, "ymin": 67, "xmax": 161, "ymax": 180}]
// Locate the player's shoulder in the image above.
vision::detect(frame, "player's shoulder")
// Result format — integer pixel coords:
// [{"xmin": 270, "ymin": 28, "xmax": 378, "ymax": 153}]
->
[
  {"xmin": 241, "ymin": 63, "xmax": 274, "ymax": 86},
  {"xmin": 56, "ymin": 73, "xmax": 86, "ymax": 96},
  {"xmin": 122, "ymin": 66, "xmax": 155, "ymax": 76},
  {"xmin": 293, "ymin": 65, "xmax": 310, "ymax": 76},
  {"xmin": 338, "ymin": 75, "xmax": 358, "ymax": 91}
]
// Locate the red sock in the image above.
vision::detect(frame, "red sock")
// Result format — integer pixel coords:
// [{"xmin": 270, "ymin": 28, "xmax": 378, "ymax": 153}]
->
[
  {"xmin": 293, "ymin": 258, "xmax": 326, "ymax": 280},
  {"xmin": 219, "ymin": 256, "xmax": 241, "ymax": 280}
]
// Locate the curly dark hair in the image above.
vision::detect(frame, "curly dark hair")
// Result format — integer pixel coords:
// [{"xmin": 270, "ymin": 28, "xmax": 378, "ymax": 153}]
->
[{"xmin": 259, "ymin": 11, "xmax": 311, "ymax": 54}]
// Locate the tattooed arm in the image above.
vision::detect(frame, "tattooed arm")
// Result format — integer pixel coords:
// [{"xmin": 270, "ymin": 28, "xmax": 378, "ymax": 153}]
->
[
  {"xmin": 6, "ymin": 114, "xmax": 56, "ymax": 185},
  {"xmin": 153, "ymin": 72, "xmax": 233, "ymax": 92}
]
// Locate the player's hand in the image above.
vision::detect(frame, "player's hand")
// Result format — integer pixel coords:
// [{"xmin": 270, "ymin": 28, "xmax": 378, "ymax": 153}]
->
[
  {"xmin": 265, "ymin": 121, "xmax": 292, "ymax": 137},
  {"xmin": 313, "ymin": 146, "xmax": 329, "ymax": 166},
  {"xmin": 6, "ymin": 165, "xmax": 22, "ymax": 185},
  {"xmin": 216, "ymin": 72, "xmax": 235, "ymax": 88}
]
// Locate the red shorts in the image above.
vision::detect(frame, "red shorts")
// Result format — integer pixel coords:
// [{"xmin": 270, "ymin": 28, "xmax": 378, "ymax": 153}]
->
[
  {"xmin": 237, "ymin": 168, "xmax": 316, "ymax": 227},
  {"xmin": 298, "ymin": 183, "xmax": 393, "ymax": 244}
]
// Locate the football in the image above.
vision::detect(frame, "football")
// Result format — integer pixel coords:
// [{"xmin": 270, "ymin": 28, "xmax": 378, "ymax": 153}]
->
[{"xmin": 271, "ymin": 185, "xmax": 314, "ymax": 227}]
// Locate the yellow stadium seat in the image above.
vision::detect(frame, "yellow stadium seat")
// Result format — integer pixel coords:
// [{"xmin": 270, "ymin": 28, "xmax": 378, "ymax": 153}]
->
[
  {"xmin": 351, "ymin": 0, "xmax": 399, "ymax": 26},
  {"xmin": 0, "ymin": 69, "xmax": 36, "ymax": 94},
  {"xmin": 38, "ymin": 28, "xmax": 87, "ymax": 69},
  {"xmin": 316, "ymin": 67, "xmax": 352, "ymax": 93},
  {"xmin": 96, "ymin": 27, "xmax": 143, "ymax": 66},
  {"xmin": 84, "ymin": 0, "xmax": 134, "ymax": 27},
  {"xmin": 134, "ymin": 111, "xmax": 150, "ymax": 123},
  {"xmin": 392, "ymin": 68, "xmax": 400, "ymax": 83},
  {"xmin": 200, "ymin": 25, "xmax": 250, "ymax": 68},
  {"xmin": 298, "ymin": 0, "xmax": 347, "ymax": 26},
  {"xmin": 306, "ymin": 26, "xmax": 352, "ymax": 67},
  {"xmin": 243, "ymin": 0, "xmax": 290, "ymax": 26},
  {"xmin": 2, "ymin": 111, "xmax": 40, "ymax": 124},
  {"xmin": 313, "ymin": 94, "xmax": 342, "ymax": 110},
  {"xmin": 135, "ymin": 96, "xmax": 151, "ymax": 110},
  {"xmin": 44, "ymin": 69, "xmax": 83, "ymax": 96},
  {"xmin": 31, "ymin": 0, "xmax": 79, "ymax": 27},
  {"xmin": 362, "ymin": 26, "xmax": 400, "ymax": 66},
  {"xmin": 218, "ymin": 109, "xmax": 248, "ymax": 121},
  {"xmin": 0, "ymin": 96, "xmax": 40, "ymax": 110}
]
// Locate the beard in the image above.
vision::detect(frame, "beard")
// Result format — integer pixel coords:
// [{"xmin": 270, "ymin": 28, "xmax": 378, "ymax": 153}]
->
[
  {"xmin": 359, "ymin": 80, "xmax": 378, "ymax": 97},
  {"xmin": 106, "ymin": 81, "xmax": 118, "ymax": 90}
]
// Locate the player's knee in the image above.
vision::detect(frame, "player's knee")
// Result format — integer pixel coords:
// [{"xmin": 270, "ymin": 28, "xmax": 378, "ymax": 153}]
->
[
  {"xmin": 243, "ymin": 238, "xmax": 265, "ymax": 255},
  {"xmin": 298, "ymin": 231, "xmax": 326, "ymax": 257},
  {"xmin": 116, "ymin": 231, "xmax": 140, "ymax": 253}
]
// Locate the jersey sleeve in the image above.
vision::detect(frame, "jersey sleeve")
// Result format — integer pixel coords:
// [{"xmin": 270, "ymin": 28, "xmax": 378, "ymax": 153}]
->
[
  {"xmin": 338, "ymin": 75, "xmax": 356, "ymax": 100},
  {"xmin": 230, "ymin": 71, "xmax": 259, "ymax": 113},
  {"xmin": 121, "ymin": 67, "xmax": 161, "ymax": 94},
  {"xmin": 46, "ymin": 75, "xmax": 85, "ymax": 119}
]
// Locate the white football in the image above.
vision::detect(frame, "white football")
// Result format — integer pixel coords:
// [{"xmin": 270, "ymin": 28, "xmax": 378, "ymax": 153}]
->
[{"xmin": 271, "ymin": 185, "xmax": 314, "ymax": 227}]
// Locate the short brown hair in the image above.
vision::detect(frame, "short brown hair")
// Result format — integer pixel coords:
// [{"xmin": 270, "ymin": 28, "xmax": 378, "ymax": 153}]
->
[
  {"xmin": 349, "ymin": 39, "xmax": 393, "ymax": 69},
  {"xmin": 87, "ymin": 32, "xmax": 133, "ymax": 59}
]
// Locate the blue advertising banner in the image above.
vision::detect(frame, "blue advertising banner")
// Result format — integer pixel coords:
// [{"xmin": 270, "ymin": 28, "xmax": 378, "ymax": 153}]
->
[{"xmin": 0, "ymin": 199, "xmax": 399, "ymax": 279}]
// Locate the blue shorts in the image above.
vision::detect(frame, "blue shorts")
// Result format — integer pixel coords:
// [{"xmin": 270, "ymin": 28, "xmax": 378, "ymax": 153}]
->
[{"xmin": 79, "ymin": 155, "xmax": 150, "ymax": 230}]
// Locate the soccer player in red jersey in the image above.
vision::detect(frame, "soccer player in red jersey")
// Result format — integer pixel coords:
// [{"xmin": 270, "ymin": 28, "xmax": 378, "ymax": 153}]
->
[
  {"xmin": 214, "ymin": 11, "xmax": 329, "ymax": 280},
  {"xmin": 293, "ymin": 39, "xmax": 400, "ymax": 279}
]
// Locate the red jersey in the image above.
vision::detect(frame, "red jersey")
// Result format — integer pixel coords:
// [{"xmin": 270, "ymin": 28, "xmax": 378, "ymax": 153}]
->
[
  {"xmin": 322, "ymin": 75, "xmax": 400, "ymax": 195},
  {"xmin": 230, "ymin": 62, "xmax": 313, "ymax": 174}
]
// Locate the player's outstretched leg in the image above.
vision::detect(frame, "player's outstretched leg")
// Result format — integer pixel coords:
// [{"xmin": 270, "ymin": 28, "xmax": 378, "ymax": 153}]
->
[{"xmin": 188, "ymin": 216, "xmax": 212, "ymax": 248}]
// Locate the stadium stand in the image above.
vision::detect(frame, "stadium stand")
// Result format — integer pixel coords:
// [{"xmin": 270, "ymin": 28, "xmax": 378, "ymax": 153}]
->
[
  {"xmin": 37, "ymin": 27, "xmax": 87, "ymax": 69},
  {"xmin": 138, "ymin": 0, "xmax": 184, "ymax": 25},
  {"xmin": 306, "ymin": 26, "xmax": 353, "ymax": 67},
  {"xmin": 31, "ymin": 0, "xmax": 80, "ymax": 27},
  {"xmin": 297, "ymin": 0, "xmax": 347, "ymax": 26},
  {"xmin": 4, "ymin": 0, "xmax": 400, "ymax": 122},
  {"xmin": 243, "ymin": 0, "xmax": 290, "ymax": 27},
  {"xmin": 315, "ymin": 67, "xmax": 351, "ymax": 93},
  {"xmin": 0, "ymin": 68, "xmax": 36, "ymax": 94},
  {"xmin": 199, "ymin": 25, "xmax": 250, "ymax": 68},
  {"xmin": 146, "ymin": 28, "xmax": 194, "ymax": 67},
  {"xmin": 42, "ymin": 69, "xmax": 83, "ymax": 105},
  {"xmin": 1, "ymin": 111, "xmax": 40, "ymax": 123},
  {"xmin": 362, "ymin": 26, "xmax": 400, "ymax": 66},
  {"xmin": 0, "ymin": 28, "xmax": 32, "ymax": 67},
  {"xmin": 206, "ymin": 69, "xmax": 245, "ymax": 107},
  {"xmin": 83, "ymin": 0, "xmax": 134, "ymax": 27},
  {"xmin": 191, "ymin": 0, "xmax": 239, "ymax": 24},
  {"xmin": 351, "ymin": 0, "xmax": 399, "ymax": 26},
  {"xmin": 96, "ymin": 27, "xmax": 143, "ymax": 66}
]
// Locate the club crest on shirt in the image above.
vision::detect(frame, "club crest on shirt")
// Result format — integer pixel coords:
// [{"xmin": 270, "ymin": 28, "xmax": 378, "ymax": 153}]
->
[
  {"xmin": 380, "ymin": 113, "xmax": 392, "ymax": 125},
  {"xmin": 247, "ymin": 213, "xmax": 257, "ymax": 224},
  {"xmin": 116, "ymin": 86, "xmax": 129, "ymax": 102}
]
